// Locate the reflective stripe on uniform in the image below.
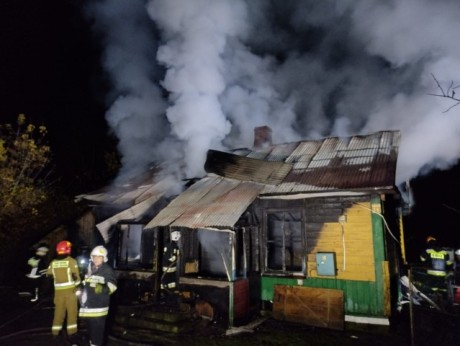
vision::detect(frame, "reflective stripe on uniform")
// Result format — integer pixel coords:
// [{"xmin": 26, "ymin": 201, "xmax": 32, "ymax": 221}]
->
[
  {"xmin": 67, "ymin": 323, "xmax": 78, "ymax": 332},
  {"xmin": 51, "ymin": 259, "xmax": 79, "ymax": 289},
  {"xmin": 79, "ymin": 306, "xmax": 109, "ymax": 317},
  {"xmin": 161, "ymin": 282, "xmax": 177, "ymax": 289},
  {"xmin": 54, "ymin": 281, "xmax": 76, "ymax": 290},
  {"xmin": 52, "ymin": 325, "xmax": 62, "ymax": 332},
  {"xmin": 427, "ymin": 269, "xmax": 447, "ymax": 276}
]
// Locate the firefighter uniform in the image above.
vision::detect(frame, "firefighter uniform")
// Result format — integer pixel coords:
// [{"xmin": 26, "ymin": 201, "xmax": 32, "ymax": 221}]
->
[
  {"xmin": 79, "ymin": 246, "xmax": 117, "ymax": 346},
  {"xmin": 46, "ymin": 248, "xmax": 81, "ymax": 337},
  {"xmin": 161, "ymin": 241, "xmax": 179, "ymax": 291},
  {"xmin": 26, "ymin": 245, "xmax": 49, "ymax": 301},
  {"xmin": 420, "ymin": 237, "xmax": 453, "ymax": 291}
]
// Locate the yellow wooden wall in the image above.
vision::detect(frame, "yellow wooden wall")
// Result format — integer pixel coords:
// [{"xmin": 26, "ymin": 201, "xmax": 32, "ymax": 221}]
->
[{"xmin": 307, "ymin": 202, "xmax": 375, "ymax": 281}]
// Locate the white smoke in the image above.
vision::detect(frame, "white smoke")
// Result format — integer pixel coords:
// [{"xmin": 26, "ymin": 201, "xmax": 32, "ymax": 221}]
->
[
  {"xmin": 87, "ymin": 0, "xmax": 460, "ymax": 186},
  {"xmin": 85, "ymin": 0, "xmax": 168, "ymax": 182}
]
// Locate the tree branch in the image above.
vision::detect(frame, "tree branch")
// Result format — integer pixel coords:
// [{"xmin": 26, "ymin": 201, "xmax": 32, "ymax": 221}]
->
[{"xmin": 428, "ymin": 73, "xmax": 460, "ymax": 113}]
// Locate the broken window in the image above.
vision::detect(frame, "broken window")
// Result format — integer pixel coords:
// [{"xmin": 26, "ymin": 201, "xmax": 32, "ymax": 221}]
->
[
  {"xmin": 197, "ymin": 229, "xmax": 234, "ymax": 280},
  {"xmin": 266, "ymin": 210, "xmax": 304, "ymax": 273},
  {"xmin": 116, "ymin": 223, "xmax": 143, "ymax": 268}
]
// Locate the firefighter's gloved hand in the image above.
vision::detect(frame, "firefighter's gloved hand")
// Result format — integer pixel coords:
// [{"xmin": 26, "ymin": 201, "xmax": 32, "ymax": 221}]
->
[
  {"xmin": 107, "ymin": 282, "xmax": 117, "ymax": 295},
  {"xmin": 93, "ymin": 275, "xmax": 105, "ymax": 284},
  {"xmin": 95, "ymin": 283, "xmax": 104, "ymax": 294},
  {"xmin": 75, "ymin": 287, "xmax": 82, "ymax": 297}
]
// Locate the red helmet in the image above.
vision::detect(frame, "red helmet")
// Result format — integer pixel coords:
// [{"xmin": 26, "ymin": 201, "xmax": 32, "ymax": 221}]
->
[{"xmin": 56, "ymin": 241, "xmax": 72, "ymax": 255}]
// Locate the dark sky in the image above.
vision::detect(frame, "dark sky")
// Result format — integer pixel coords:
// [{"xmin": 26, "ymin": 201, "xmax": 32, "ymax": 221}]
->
[
  {"xmin": 1, "ymin": 1, "xmax": 460, "ymax": 259},
  {"xmin": 0, "ymin": 0, "xmax": 112, "ymax": 191}
]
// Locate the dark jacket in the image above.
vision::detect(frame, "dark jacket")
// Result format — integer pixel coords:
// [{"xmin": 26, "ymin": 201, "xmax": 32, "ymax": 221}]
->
[
  {"xmin": 79, "ymin": 262, "xmax": 117, "ymax": 318},
  {"xmin": 420, "ymin": 245, "xmax": 453, "ymax": 276}
]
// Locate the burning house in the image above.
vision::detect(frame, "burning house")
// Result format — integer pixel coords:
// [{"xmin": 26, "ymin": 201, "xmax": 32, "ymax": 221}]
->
[
  {"xmin": 141, "ymin": 127, "xmax": 404, "ymax": 330},
  {"xmin": 74, "ymin": 165, "xmax": 180, "ymax": 302},
  {"xmin": 75, "ymin": 127, "xmax": 404, "ymax": 336}
]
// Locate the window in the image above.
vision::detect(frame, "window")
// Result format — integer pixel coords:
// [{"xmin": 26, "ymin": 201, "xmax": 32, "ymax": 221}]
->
[
  {"xmin": 116, "ymin": 224, "xmax": 143, "ymax": 268},
  {"xmin": 197, "ymin": 229, "xmax": 234, "ymax": 279},
  {"xmin": 266, "ymin": 210, "xmax": 304, "ymax": 273}
]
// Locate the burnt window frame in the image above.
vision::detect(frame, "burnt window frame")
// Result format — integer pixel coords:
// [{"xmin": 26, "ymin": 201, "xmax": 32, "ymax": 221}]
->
[
  {"xmin": 262, "ymin": 208, "xmax": 306, "ymax": 276},
  {"xmin": 115, "ymin": 223, "xmax": 148, "ymax": 270},
  {"xmin": 180, "ymin": 227, "xmax": 251, "ymax": 281}
]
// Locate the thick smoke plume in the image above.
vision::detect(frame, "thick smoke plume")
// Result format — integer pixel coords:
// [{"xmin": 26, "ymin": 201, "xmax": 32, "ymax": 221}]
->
[{"xmin": 86, "ymin": 0, "xmax": 460, "ymax": 187}]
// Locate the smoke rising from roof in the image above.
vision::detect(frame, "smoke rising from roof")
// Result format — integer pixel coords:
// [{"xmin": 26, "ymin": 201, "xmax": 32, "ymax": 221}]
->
[{"xmin": 86, "ymin": 0, "xmax": 460, "ymax": 186}]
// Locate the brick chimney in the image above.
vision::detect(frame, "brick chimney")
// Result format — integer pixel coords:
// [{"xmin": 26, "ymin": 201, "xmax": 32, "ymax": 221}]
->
[{"xmin": 253, "ymin": 126, "xmax": 272, "ymax": 148}]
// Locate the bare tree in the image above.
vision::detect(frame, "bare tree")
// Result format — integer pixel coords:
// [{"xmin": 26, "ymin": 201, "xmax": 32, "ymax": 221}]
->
[{"xmin": 428, "ymin": 73, "xmax": 460, "ymax": 113}]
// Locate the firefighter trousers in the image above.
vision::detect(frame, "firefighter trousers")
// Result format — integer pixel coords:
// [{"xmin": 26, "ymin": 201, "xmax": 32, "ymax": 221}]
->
[
  {"xmin": 83, "ymin": 315, "xmax": 107, "ymax": 346},
  {"xmin": 52, "ymin": 289, "xmax": 78, "ymax": 336}
]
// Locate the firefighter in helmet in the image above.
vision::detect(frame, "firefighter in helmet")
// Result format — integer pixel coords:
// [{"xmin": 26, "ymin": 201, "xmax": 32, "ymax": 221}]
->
[
  {"xmin": 420, "ymin": 236, "xmax": 453, "ymax": 292},
  {"xmin": 161, "ymin": 230, "xmax": 181, "ymax": 300},
  {"xmin": 79, "ymin": 245, "xmax": 117, "ymax": 346},
  {"xmin": 26, "ymin": 243, "xmax": 49, "ymax": 302},
  {"xmin": 46, "ymin": 240, "xmax": 81, "ymax": 339}
]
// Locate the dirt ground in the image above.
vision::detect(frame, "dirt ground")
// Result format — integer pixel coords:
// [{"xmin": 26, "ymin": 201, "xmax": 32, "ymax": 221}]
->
[
  {"xmin": 0, "ymin": 285, "xmax": 409, "ymax": 346},
  {"xmin": 3, "ymin": 283, "xmax": 455, "ymax": 346}
]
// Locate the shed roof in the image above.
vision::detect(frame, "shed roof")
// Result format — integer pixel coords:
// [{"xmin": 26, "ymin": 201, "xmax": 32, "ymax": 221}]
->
[
  {"xmin": 145, "ymin": 175, "xmax": 264, "ymax": 229},
  {"xmin": 75, "ymin": 165, "xmax": 163, "ymax": 206}
]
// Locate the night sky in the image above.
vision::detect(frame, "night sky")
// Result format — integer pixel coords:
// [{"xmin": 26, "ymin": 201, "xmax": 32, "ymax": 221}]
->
[
  {"xmin": 2, "ymin": 1, "xmax": 460, "ymax": 260},
  {"xmin": 1, "ymin": 0, "xmax": 111, "ymax": 191}
]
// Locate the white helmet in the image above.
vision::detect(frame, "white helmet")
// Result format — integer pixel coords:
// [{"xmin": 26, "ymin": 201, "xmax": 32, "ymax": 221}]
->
[
  {"xmin": 455, "ymin": 249, "xmax": 460, "ymax": 256},
  {"xmin": 36, "ymin": 246, "xmax": 49, "ymax": 256},
  {"xmin": 171, "ymin": 231, "xmax": 181, "ymax": 242},
  {"xmin": 91, "ymin": 245, "xmax": 108, "ymax": 262}
]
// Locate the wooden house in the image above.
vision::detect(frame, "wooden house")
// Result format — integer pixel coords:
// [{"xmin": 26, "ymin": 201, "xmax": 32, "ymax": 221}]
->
[{"xmin": 144, "ymin": 129, "xmax": 404, "ymax": 329}]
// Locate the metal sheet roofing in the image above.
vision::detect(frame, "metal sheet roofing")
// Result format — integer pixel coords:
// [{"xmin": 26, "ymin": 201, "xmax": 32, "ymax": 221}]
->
[
  {"xmin": 74, "ymin": 165, "xmax": 163, "ymax": 206},
  {"xmin": 207, "ymin": 130, "xmax": 400, "ymax": 195},
  {"xmin": 204, "ymin": 150, "xmax": 292, "ymax": 185},
  {"xmin": 145, "ymin": 175, "xmax": 264, "ymax": 229},
  {"xmin": 142, "ymin": 130, "xmax": 400, "ymax": 231},
  {"xmin": 96, "ymin": 193, "xmax": 165, "ymax": 242}
]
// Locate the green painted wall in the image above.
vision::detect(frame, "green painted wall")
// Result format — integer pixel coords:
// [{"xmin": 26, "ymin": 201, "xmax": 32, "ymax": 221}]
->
[{"xmin": 260, "ymin": 196, "xmax": 389, "ymax": 317}]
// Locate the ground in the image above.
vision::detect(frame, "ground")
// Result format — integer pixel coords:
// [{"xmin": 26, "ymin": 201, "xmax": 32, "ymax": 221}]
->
[{"xmin": 0, "ymin": 283, "xmax": 414, "ymax": 346}]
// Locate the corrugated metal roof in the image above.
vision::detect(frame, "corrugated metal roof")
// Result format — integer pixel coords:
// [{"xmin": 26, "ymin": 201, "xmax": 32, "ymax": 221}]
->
[
  {"xmin": 204, "ymin": 150, "xmax": 292, "ymax": 185},
  {"xmin": 96, "ymin": 193, "xmax": 165, "ymax": 242},
  {"xmin": 208, "ymin": 130, "xmax": 400, "ymax": 195},
  {"xmin": 145, "ymin": 175, "xmax": 264, "ymax": 229},
  {"xmin": 146, "ymin": 130, "xmax": 400, "ymax": 230},
  {"xmin": 74, "ymin": 165, "xmax": 162, "ymax": 206}
]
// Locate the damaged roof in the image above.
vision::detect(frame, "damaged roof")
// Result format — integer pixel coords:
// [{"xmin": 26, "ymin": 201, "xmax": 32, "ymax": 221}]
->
[
  {"xmin": 208, "ymin": 130, "xmax": 400, "ymax": 194},
  {"xmin": 146, "ymin": 130, "xmax": 400, "ymax": 229},
  {"xmin": 74, "ymin": 165, "xmax": 164, "ymax": 207},
  {"xmin": 145, "ymin": 175, "xmax": 264, "ymax": 229}
]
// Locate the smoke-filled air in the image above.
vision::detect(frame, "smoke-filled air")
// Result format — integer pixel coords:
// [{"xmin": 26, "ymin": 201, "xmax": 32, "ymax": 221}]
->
[{"xmin": 85, "ymin": 0, "xmax": 460, "ymax": 187}]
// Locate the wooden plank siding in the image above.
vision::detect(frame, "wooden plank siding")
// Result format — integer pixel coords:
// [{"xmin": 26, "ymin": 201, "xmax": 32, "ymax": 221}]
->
[
  {"xmin": 259, "ymin": 195, "xmax": 393, "ymax": 317},
  {"xmin": 306, "ymin": 198, "xmax": 375, "ymax": 282}
]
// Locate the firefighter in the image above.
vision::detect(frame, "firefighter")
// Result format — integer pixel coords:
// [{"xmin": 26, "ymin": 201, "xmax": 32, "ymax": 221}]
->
[
  {"xmin": 46, "ymin": 240, "xmax": 81, "ymax": 339},
  {"xmin": 25, "ymin": 244, "xmax": 49, "ymax": 302},
  {"xmin": 161, "ymin": 230, "xmax": 180, "ymax": 302},
  {"xmin": 420, "ymin": 236, "xmax": 453, "ymax": 292},
  {"xmin": 79, "ymin": 245, "xmax": 117, "ymax": 346}
]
